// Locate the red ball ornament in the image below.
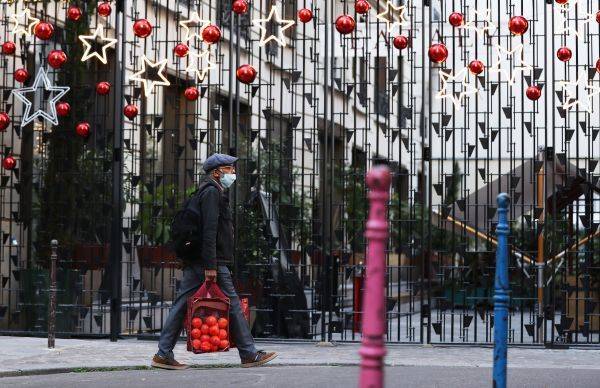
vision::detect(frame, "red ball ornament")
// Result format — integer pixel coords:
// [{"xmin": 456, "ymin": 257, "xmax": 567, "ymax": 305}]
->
[
  {"xmin": 123, "ymin": 104, "xmax": 138, "ymax": 120},
  {"xmin": 448, "ymin": 12, "xmax": 464, "ymax": 27},
  {"xmin": 34, "ymin": 22, "xmax": 54, "ymax": 40},
  {"xmin": 2, "ymin": 156, "xmax": 16, "ymax": 171},
  {"xmin": 2, "ymin": 41, "xmax": 16, "ymax": 55},
  {"xmin": 596, "ymin": 58, "xmax": 600, "ymax": 74},
  {"xmin": 596, "ymin": 10, "xmax": 600, "ymax": 24},
  {"xmin": 133, "ymin": 19, "xmax": 153, "ymax": 38},
  {"xmin": 232, "ymin": 0, "xmax": 249, "ymax": 15},
  {"xmin": 555, "ymin": 0, "xmax": 569, "ymax": 4},
  {"xmin": 96, "ymin": 81, "xmax": 111, "ymax": 95},
  {"xmin": 393, "ymin": 35, "xmax": 408, "ymax": 50},
  {"xmin": 468, "ymin": 60, "xmax": 485, "ymax": 75},
  {"xmin": 336, "ymin": 15, "xmax": 356, "ymax": 35},
  {"xmin": 236, "ymin": 64, "xmax": 257, "ymax": 84},
  {"xmin": 67, "ymin": 6, "xmax": 83, "ymax": 22},
  {"xmin": 98, "ymin": 2, "xmax": 112, "ymax": 17},
  {"xmin": 0, "ymin": 112, "xmax": 10, "ymax": 131},
  {"xmin": 526, "ymin": 85, "xmax": 542, "ymax": 101},
  {"xmin": 355, "ymin": 0, "xmax": 371, "ymax": 15},
  {"xmin": 428, "ymin": 43, "xmax": 448, "ymax": 63},
  {"xmin": 557, "ymin": 47, "xmax": 572, "ymax": 62},
  {"xmin": 56, "ymin": 102, "xmax": 71, "ymax": 117},
  {"xmin": 174, "ymin": 43, "xmax": 189, "ymax": 58},
  {"xmin": 202, "ymin": 25, "xmax": 221, "ymax": 44},
  {"xmin": 508, "ymin": 16, "xmax": 528, "ymax": 36},
  {"xmin": 184, "ymin": 87, "xmax": 200, "ymax": 101},
  {"xmin": 298, "ymin": 8, "xmax": 313, "ymax": 23},
  {"xmin": 48, "ymin": 50, "xmax": 67, "ymax": 69},
  {"xmin": 76, "ymin": 122, "xmax": 91, "ymax": 138},
  {"xmin": 14, "ymin": 68, "xmax": 29, "ymax": 83}
]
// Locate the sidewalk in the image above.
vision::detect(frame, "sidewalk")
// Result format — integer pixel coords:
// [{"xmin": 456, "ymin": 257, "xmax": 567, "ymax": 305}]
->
[{"xmin": 1, "ymin": 336, "xmax": 599, "ymax": 377}]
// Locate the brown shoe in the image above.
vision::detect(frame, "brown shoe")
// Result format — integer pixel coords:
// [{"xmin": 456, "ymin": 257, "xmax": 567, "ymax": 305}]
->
[
  {"xmin": 241, "ymin": 351, "xmax": 277, "ymax": 368},
  {"xmin": 151, "ymin": 354, "xmax": 190, "ymax": 370}
]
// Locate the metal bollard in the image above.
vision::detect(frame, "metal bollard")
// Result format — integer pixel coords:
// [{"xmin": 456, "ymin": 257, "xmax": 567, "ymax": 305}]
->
[
  {"xmin": 359, "ymin": 165, "xmax": 391, "ymax": 388},
  {"xmin": 493, "ymin": 194, "xmax": 511, "ymax": 388},
  {"xmin": 48, "ymin": 239, "xmax": 58, "ymax": 349}
]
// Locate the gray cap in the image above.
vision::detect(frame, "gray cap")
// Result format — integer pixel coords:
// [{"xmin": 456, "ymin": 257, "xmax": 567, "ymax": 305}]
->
[{"xmin": 203, "ymin": 153, "xmax": 238, "ymax": 172}]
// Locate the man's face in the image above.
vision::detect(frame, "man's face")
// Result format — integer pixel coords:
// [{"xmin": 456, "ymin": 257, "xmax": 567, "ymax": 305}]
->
[{"xmin": 212, "ymin": 165, "xmax": 235, "ymax": 181}]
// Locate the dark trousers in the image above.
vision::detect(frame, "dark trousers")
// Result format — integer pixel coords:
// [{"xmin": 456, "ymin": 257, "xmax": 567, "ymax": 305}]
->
[{"xmin": 157, "ymin": 264, "xmax": 257, "ymax": 360}]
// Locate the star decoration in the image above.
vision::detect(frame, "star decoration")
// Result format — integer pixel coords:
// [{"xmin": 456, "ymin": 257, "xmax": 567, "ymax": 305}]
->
[
  {"xmin": 555, "ymin": 10, "xmax": 581, "ymax": 38},
  {"xmin": 10, "ymin": 8, "xmax": 40, "ymax": 37},
  {"xmin": 252, "ymin": 6, "xmax": 296, "ymax": 47},
  {"xmin": 130, "ymin": 55, "xmax": 171, "ymax": 97},
  {"xmin": 559, "ymin": 72, "xmax": 600, "ymax": 114},
  {"xmin": 11, "ymin": 67, "xmax": 70, "ymax": 128},
  {"xmin": 179, "ymin": 11, "xmax": 211, "ymax": 43},
  {"xmin": 435, "ymin": 68, "xmax": 479, "ymax": 108},
  {"xmin": 375, "ymin": 0, "xmax": 410, "ymax": 35},
  {"xmin": 488, "ymin": 44, "xmax": 533, "ymax": 86},
  {"xmin": 460, "ymin": 9, "xmax": 496, "ymax": 38},
  {"xmin": 186, "ymin": 49, "xmax": 216, "ymax": 83},
  {"xmin": 79, "ymin": 24, "xmax": 118, "ymax": 64}
]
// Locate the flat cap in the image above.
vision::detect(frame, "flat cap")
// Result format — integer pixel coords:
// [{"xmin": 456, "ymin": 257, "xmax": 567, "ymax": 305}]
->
[{"xmin": 203, "ymin": 153, "xmax": 238, "ymax": 172}]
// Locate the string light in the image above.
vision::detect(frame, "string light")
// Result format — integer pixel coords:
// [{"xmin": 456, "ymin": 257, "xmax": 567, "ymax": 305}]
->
[
  {"xmin": 435, "ymin": 67, "xmax": 478, "ymax": 108},
  {"xmin": 375, "ymin": 0, "xmax": 409, "ymax": 35},
  {"xmin": 10, "ymin": 8, "xmax": 40, "ymax": 37},
  {"xmin": 252, "ymin": 6, "xmax": 295, "ymax": 47},
  {"xmin": 185, "ymin": 49, "xmax": 216, "ymax": 82},
  {"xmin": 460, "ymin": 9, "xmax": 496, "ymax": 38},
  {"xmin": 179, "ymin": 11, "xmax": 211, "ymax": 43},
  {"xmin": 79, "ymin": 24, "xmax": 118, "ymax": 64},
  {"xmin": 559, "ymin": 72, "xmax": 600, "ymax": 114},
  {"xmin": 488, "ymin": 44, "xmax": 533, "ymax": 86},
  {"xmin": 129, "ymin": 55, "xmax": 171, "ymax": 97}
]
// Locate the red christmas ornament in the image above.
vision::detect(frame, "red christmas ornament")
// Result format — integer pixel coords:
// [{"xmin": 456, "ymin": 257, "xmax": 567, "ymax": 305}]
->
[
  {"xmin": 596, "ymin": 58, "xmax": 600, "ymax": 73},
  {"xmin": 67, "ymin": 6, "xmax": 83, "ymax": 22},
  {"xmin": 0, "ymin": 112, "xmax": 10, "ymax": 131},
  {"xmin": 355, "ymin": 0, "xmax": 371, "ymax": 15},
  {"xmin": 174, "ymin": 43, "xmax": 189, "ymax": 58},
  {"xmin": 526, "ymin": 85, "xmax": 542, "ymax": 101},
  {"xmin": 56, "ymin": 102, "xmax": 71, "ymax": 117},
  {"xmin": 123, "ymin": 104, "xmax": 138, "ymax": 120},
  {"xmin": 133, "ymin": 19, "xmax": 153, "ymax": 38},
  {"xmin": 48, "ymin": 50, "xmax": 67, "ymax": 69},
  {"xmin": 508, "ymin": 16, "xmax": 528, "ymax": 35},
  {"xmin": 232, "ymin": 0, "xmax": 249, "ymax": 15},
  {"xmin": 236, "ymin": 64, "xmax": 257, "ymax": 84},
  {"xmin": 393, "ymin": 35, "xmax": 408, "ymax": 50},
  {"xmin": 2, "ymin": 156, "xmax": 16, "ymax": 171},
  {"xmin": 448, "ymin": 12, "xmax": 464, "ymax": 27},
  {"xmin": 76, "ymin": 122, "xmax": 91, "ymax": 138},
  {"xmin": 555, "ymin": 0, "xmax": 569, "ymax": 4},
  {"xmin": 184, "ymin": 87, "xmax": 200, "ymax": 101},
  {"xmin": 2, "ymin": 41, "xmax": 16, "ymax": 55},
  {"xmin": 96, "ymin": 81, "xmax": 111, "ymax": 95},
  {"xmin": 34, "ymin": 22, "xmax": 54, "ymax": 40},
  {"xmin": 596, "ymin": 11, "xmax": 600, "ymax": 24},
  {"xmin": 335, "ymin": 15, "xmax": 356, "ymax": 35},
  {"xmin": 14, "ymin": 68, "xmax": 29, "ymax": 83},
  {"xmin": 468, "ymin": 60, "xmax": 485, "ymax": 75},
  {"xmin": 97, "ymin": 2, "xmax": 112, "ymax": 17},
  {"xmin": 556, "ymin": 47, "xmax": 572, "ymax": 62},
  {"xmin": 428, "ymin": 43, "xmax": 448, "ymax": 63},
  {"xmin": 298, "ymin": 8, "xmax": 313, "ymax": 23},
  {"xmin": 202, "ymin": 25, "xmax": 221, "ymax": 44}
]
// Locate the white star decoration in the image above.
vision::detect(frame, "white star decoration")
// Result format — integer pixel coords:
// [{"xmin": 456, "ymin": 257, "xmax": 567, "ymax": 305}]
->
[
  {"xmin": 460, "ymin": 9, "xmax": 496, "ymax": 38},
  {"xmin": 436, "ymin": 68, "xmax": 479, "ymax": 108},
  {"xmin": 559, "ymin": 73, "xmax": 600, "ymax": 114},
  {"xmin": 555, "ymin": 10, "xmax": 581, "ymax": 38},
  {"xmin": 179, "ymin": 11, "xmax": 211, "ymax": 43},
  {"xmin": 488, "ymin": 44, "xmax": 533, "ymax": 86},
  {"xmin": 252, "ymin": 6, "xmax": 295, "ymax": 47},
  {"xmin": 79, "ymin": 24, "xmax": 118, "ymax": 64},
  {"xmin": 11, "ymin": 67, "xmax": 70, "ymax": 128},
  {"xmin": 129, "ymin": 55, "xmax": 171, "ymax": 97},
  {"xmin": 186, "ymin": 49, "xmax": 216, "ymax": 82},
  {"xmin": 375, "ymin": 0, "xmax": 410, "ymax": 35},
  {"xmin": 10, "ymin": 8, "xmax": 40, "ymax": 37}
]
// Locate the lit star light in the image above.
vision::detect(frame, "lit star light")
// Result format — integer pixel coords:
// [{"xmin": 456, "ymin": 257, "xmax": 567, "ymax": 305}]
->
[
  {"xmin": 555, "ymin": 10, "xmax": 581, "ymax": 38},
  {"xmin": 559, "ymin": 73, "xmax": 600, "ymax": 114},
  {"xmin": 435, "ymin": 68, "xmax": 478, "ymax": 108},
  {"xmin": 10, "ymin": 8, "xmax": 40, "ymax": 37},
  {"xmin": 252, "ymin": 5, "xmax": 296, "ymax": 46},
  {"xmin": 129, "ymin": 55, "xmax": 171, "ymax": 97},
  {"xmin": 375, "ymin": 0, "xmax": 409, "ymax": 35},
  {"xmin": 488, "ymin": 44, "xmax": 533, "ymax": 86},
  {"xmin": 186, "ymin": 49, "xmax": 216, "ymax": 82},
  {"xmin": 179, "ymin": 11, "xmax": 211, "ymax": 43},
  {"xmin": 460, "ymin": 9, "xmax": 496, "ymax": 37},
  {"xmin": 79, "ymin": 24, "xmax": 118, "ymax": 64},
  {"xmin": 11, "ymin": 67, "xmax": 70, "ymax": 128}
]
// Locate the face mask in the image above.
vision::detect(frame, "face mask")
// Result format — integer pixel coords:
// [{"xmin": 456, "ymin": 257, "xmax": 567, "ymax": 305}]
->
[{"xmin": 220, "ymin": 173, "xmax": 236, "ymax": 188}]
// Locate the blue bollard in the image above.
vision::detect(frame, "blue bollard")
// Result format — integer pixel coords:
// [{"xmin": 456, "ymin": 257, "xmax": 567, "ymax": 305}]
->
[{"xmin": 493, "ymin": 193, "xmax": 511, "ymax": 388}]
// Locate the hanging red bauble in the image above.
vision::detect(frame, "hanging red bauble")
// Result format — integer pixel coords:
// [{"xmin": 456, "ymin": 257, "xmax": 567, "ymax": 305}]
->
[
  {"xmin": 133, "ymin": 19, "xmax": 153, "ymax": 38},
  {"xmin": 56, "ymin": 102, "xmax": 71, "ymax": 117},
  {"xmin": 393, "ymin": 36, "xmax": 408, "ymax": 50},
  {"xmin": 232, "ymin": 0, "xmax": 249, "ymax": 15},
  {"xmin": 2, "ymin": 41, "xmax": 16, "ymax": 55},
  {"xmin": 448, "ymin": 12, "xmax": 464, "ymax": 27},
  {"xmin": 526, "ymin": 85, "xmax": 542, "ymax": 101},
  {"xmin": 174, "ymin": 43, "xmax": 189, "ymax": 57},
  {"xmin": 0, "ymin": 112, "xmax": 10, "ymax": 131},
  {"xmin": 355, "ymin": 0, "xmax": 371, "ymax": 15},
  {"xmin": 508, "ymin": 16, "xmax": 528, "ymax": 35},
  {"xmin": 596, "ymin": 58, "xmax": 600, "ymax": 73},
  {"xmin": 48, "ymin": 50, "xmax": 67, "ymax": 69},
  {"xmin": 596, "ymin": 11, "xmax": 600, "ymax": 24},
  {"xmin": 428, "ymin": 43, "xmax": 448, "ymax": 63},
  {"xmin": 34, "ymin": 22, "xmax": 54, "ymax": 40},
  {"xmin": 123, "ymin": 104, "xmax": 138, "ymax": 120},
  {"xmin": 98, "ymin": 2, "xmax": 112, "ymax": 17},
  {"xmin": 468, "ymin": 60, "xmax": 485, "ymax": 75},
  {"xmin": 236, "ymin": 64, "xmax": 257, "ymax": 84},
  {"xmin": 556, "ymin": 47, "xmax": 572, "ymax": 62},
  {"xmin": 2, "ymin": 156, "xmax": 16, "ymax": 170},
  {"xmin": 555, "ymin": 0, "xmax": 569, "ymax": 4},
  {"xmin": 67, "ymin": 6, "xmax": 83, "ymax": 22},
  {"xmin": 335, "ymin": 15, "xmax": 356, "ymax": 35},
  {"xmin": 96, "ymin": 81, "xmax": 111, "ymax": 95},
  {"xmin": 14, "ymin": 68, "xmax": 29, "ymax": 83},
  {"xmin": 298, "ymin": 8, "xmax": 313, "ymax": 23},
  {"xmin": 202, "ymin": 25, "xmax": 221, "ymax": 44},
  {"xmin": 184, "ymin": 87, "xmax": 200, "ymax": 101},
  {"xmin": 76, "ymin": 122, "xmax": 91, "ymax": 138}
]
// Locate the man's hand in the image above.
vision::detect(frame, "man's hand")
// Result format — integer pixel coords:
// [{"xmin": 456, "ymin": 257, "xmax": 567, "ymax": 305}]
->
[{"xmin": 205, "ymin": 269, "xmax": 217, "ymax": 281}]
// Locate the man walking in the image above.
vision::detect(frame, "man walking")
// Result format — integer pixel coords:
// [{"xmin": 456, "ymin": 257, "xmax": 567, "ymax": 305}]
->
[{"xmin": 152, "ymin": 153, "xmax": 277, "ymax": 370}]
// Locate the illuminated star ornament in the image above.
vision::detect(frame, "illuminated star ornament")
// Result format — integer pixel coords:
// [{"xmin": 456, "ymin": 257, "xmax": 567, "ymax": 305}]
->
[
  {"xmin": 10, "ymin": 8, "xmax": 40, "ymax": 37},
  {"xmin": 179, "ymin": 11, "xmax": 211, "ymax": 42},
  {"xmin": 460, "ymin": 9, "xmax": 496, "ymax": 37},
  {"xmin": 436, "ymin": 68, "xmax": 478, "ymax": 108},
  {"xmin": 555, "ymin": 10, "xmax": 581, "ymax": 38},
  {"xmin": 130, "ymin": 55, "xmax": 171, "ymax": 97},
  {"xmin": 488, "ymin": 44, "xmax": 533, "ymax": 86},
  {"xmin": 79, "ymin": 24, "xmax": 118, "ymax": 64},
  {"xmin": 252, "ymin": 6, "xmax": 296, "ymax": 46},
  {"xmin": 559, "ymin": 73, "xmax": 600, "ymax": 114},
  {"xmin": 11, "ymin": 67, "xmax": 70, "ymax": 128},
  {"xmin": 375, "ymin": 0, "xmax": 409, "ymax": 35},
  {"xmin": 186, "ymin": 49, "xmax": 216, "ymax": 82}
]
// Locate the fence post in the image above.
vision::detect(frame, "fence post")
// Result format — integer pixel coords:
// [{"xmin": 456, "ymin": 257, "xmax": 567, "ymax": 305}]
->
[
  {"xmin": 359, "ymin": 165, "xmax": 391, "ymax": 388},
  {"xmin": 493, "ymin": 193, "xmax": 511, "ymax": 388},
  {"xmin": 48, "ymin": 239, "xmax": 58, "ymax": 349}
]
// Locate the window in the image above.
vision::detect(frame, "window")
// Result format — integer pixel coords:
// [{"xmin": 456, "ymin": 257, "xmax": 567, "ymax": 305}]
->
[{"xmin": 374, "ymin": 57, "xmax": 388, "ymax": 115}]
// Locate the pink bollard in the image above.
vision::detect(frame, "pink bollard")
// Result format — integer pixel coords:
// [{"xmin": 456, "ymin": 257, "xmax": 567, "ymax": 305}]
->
[{"xmin": 359, "ymin": 165, "xmax": 391, "ymax": 388}]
